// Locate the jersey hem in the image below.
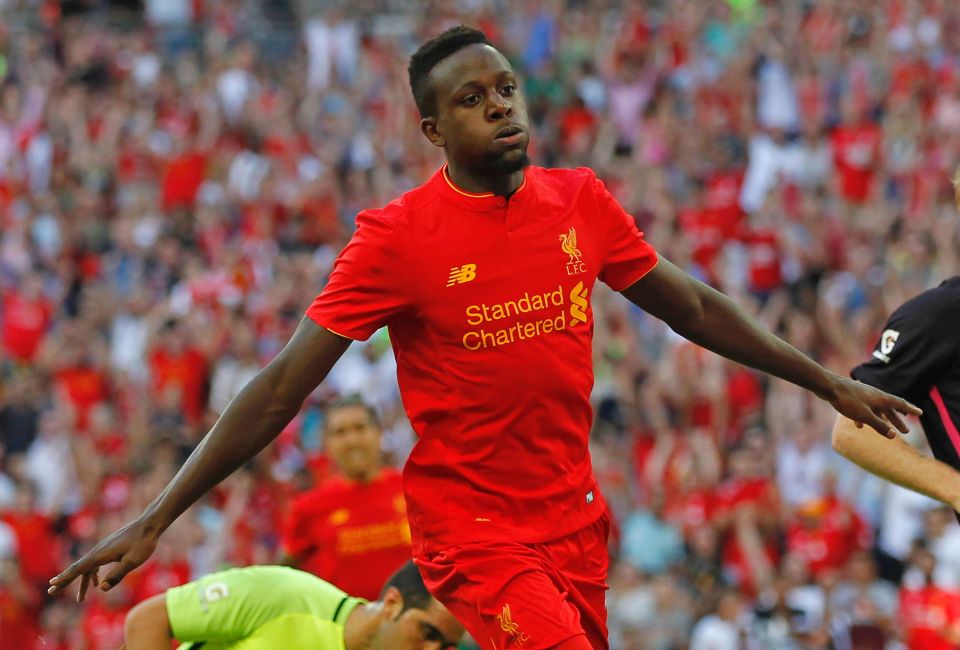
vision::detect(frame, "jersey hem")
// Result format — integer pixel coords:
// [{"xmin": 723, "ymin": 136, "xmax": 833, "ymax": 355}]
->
[
  {"xmin": 608, "ymin": 254, "xmax": 660, "ymax": 292},
  {"xmin": 305, "ymin": 312, "xmax": 364, "ymax": 341}
]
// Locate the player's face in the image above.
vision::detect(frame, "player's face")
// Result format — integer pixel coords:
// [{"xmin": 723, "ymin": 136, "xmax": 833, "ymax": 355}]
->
[
  {"xmin": 422, "ymin": 44, "xmax": 530, "ymax": 177},
  {"xmin": 325, "ymin": 405, "xmax": 382, "ymax": 481},
  {"xmin": 375, "ymin": 597, "xmax": 464, "ymax": 650}
]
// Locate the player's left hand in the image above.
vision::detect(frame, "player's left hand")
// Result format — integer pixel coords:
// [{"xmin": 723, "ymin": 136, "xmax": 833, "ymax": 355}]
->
[{"xmin": 825, "ymin": 377, "xmax": 922, "ymax": 439}]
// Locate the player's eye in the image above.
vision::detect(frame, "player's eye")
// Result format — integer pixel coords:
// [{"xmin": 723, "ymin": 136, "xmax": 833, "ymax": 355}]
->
[
  {"xmin": 501, "ymin": 84, "xmax": 516, "ymax": 96},
  {"xmin": 462, "ymin": 94, "xmax": 480, "ymax": 106}
]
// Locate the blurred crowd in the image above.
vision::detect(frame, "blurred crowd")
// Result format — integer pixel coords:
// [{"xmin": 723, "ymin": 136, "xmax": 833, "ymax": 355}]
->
[{"xmin": 1, "ymin": 0, "xmax": 960, "ymax": 647}]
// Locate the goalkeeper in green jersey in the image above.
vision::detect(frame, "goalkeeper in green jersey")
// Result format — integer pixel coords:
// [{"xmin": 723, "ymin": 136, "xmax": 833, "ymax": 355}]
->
[{"xmin": 123, "ymin": 561, "xmax": 464, "ymax": 650}]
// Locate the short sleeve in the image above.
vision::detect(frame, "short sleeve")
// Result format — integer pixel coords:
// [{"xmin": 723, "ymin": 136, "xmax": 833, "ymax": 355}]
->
[
  {"xmin": 851, "ymin": 286, "xmax": 958, "ymax": 402},
  {"xmin": 589, "ymin": 174, "xmax": 659, "ymax": 291},
  {"xmin": 306, "ymin": 210, "xmax": 410, "ymax": 341},
  {"xmin": 166, "ymin": 566, "xmax": 350, "ymax": 643}
]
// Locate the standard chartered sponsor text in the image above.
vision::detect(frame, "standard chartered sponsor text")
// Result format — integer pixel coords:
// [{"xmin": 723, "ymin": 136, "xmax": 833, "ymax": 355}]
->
[{"xmin": 462, "ymin": 284, "xmax": 587, "ymax": 350}]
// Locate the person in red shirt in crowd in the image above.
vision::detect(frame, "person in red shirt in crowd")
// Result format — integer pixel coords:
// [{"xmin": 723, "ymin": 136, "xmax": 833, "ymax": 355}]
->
[
  {"xmin": 282, "ymin": 395, "xmax": 411, "ymax": 601},
  {"xmin": 713, "ymin": 444, "xmax": 781, "ymax": 594},
  {"xmin": 899, "ymin": 544, "xmax": 960, "ymax": 650},
  {"xmin": 0, "ymin": 557, "xmax": 42, "ymax": 649},
  {"xmin": 125, "ymin": 538, "xmax": 190, "ymax": 604},
  {"xmin": 53, "ymin": 346, "xmax": 109, "ymax": 433},
  {"xmin": 148, "ymin": 318, "xmax": 208, "ymax": 426},
  {"xmin": 1, "ymin": 272, "xmax": 52, "ymax": 363},
  {"xmin": 52, "ymin": 27, "xmax": 918, "ymax": 650},
  {"xmin": 831, "ymin": 96, "xmax": 882, "ymax": 205},
  {"xmin": 1, "ymin": 481, "xmax": 62, "ymax": 590},
  {"xmin": 785, "ymin": 491, "xmax": 871, "ymax": 581},
  {"xmin": 80, "ymin": 582, "xmax": 133, "ymax": 650}
]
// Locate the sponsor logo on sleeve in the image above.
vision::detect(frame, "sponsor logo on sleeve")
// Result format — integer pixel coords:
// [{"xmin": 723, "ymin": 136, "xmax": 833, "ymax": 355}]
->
[{"xmin": 872, "ymin": 329, "xmax": 900, "ymax": 363}]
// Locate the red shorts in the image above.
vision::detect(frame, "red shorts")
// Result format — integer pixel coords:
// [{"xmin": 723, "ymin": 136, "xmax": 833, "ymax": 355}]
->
[{"xmin": 415, "ymin": 512, "xmax": 611, "ymax": 650}]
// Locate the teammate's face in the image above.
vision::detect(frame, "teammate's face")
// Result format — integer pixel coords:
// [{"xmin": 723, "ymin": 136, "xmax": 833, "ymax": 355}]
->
[
  {"xmin": 325, "ymin": 405, "xmax": 382, "ymax": 482},
  {"xmin": 374, "ymin": 595, "xmax": 464, "ymax": 650},
  {"xmin": 421, "ymin": 44, "xmax": 530, "ymax": 177}
]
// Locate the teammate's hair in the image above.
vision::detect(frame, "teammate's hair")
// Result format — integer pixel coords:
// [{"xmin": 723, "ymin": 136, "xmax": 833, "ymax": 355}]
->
[
  {"xmin": 381, "ymin": 561, "xmax": 432, "ymax": 611},
  {"xmin": 408, "ymin": 25, "xmax": 493, "ymax": 118},
  {"xmin": 326, "ymin": 393, "xmax": 381, "ymax": 429}
]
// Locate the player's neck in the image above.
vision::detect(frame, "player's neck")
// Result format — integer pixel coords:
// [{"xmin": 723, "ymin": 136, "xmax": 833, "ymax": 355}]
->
[
  {"xmin": 342, "ymin": 603, "xmax": 377, "ymax": 650},
  {"xmin": 345, "ymin": 465, "xmax": 382, "ymax": 484},
  {"xmin": 445, "ymin": 162, "xmax": 524, "ymax": 197}
]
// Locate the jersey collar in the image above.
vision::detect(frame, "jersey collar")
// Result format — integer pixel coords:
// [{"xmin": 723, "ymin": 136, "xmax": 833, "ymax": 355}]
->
[{"xmin": 433, "ymin": 163, "xmax": 528, "ymax": 212}]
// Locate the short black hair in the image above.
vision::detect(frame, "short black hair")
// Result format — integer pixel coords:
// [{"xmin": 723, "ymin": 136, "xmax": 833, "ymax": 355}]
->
[
  {"xmin": 381, "ymin": 560, "xmax": 432, "ymax": 611},
  {"xmin": 326, "ymin": 393, "xmax": 381, "ymax": 430},
  {"xmin": 408, "ymin": 25, "xmax": 493, "ymax": 118}
]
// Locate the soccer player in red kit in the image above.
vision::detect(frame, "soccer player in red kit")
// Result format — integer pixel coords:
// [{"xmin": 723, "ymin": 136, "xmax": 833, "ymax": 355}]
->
[
  {"xmin": 51, "ymin": 27, "xmax": 920, "ymax": 650},
  {"xmin": 281, "ymin": 395, "xmax": 412, "ymax": 600}
]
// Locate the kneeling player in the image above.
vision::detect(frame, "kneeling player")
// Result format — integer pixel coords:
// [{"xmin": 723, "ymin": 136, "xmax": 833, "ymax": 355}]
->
[{"xmin": 123, "ymin": 561, "xmax": 463, "ymax": 649}]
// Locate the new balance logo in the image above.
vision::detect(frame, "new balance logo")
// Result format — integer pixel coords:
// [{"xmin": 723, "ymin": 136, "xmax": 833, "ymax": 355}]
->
[{"xmin": 447, "ymin": 263, "xmax": 477, "ymax": 287}]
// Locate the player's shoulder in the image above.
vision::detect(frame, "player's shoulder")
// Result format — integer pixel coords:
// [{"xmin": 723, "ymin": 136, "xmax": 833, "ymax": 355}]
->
[
  {"xmin": 526, "ymin": 165, "xmax": 600, "ymax": 202},
  {"xmin": 212, "ymin": 565, "xmax": 342, "ymax": 594},
  {"xmin": 354, "ymin": 181, "xmax": 439, "ymax": 233},
  {"xmin": 291, "ymin": 478, "xmax": 351, "ymax": 512},
  {"xmin": 529, "ymin": 165, "xmax": 598, "ymax": 188},
  {"xmin": 375, "ymin": 466, "xmax": 404, "ymax": 486},
  {"xmin": 894, "ymin": 276, "xmax": 960, "ymax": 321}
]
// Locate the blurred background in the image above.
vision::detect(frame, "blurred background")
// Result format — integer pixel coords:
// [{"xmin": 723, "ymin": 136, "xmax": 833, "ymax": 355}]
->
[{"xmin": 0, "ymin": 0, "xmax": 959, "ymax": 648}]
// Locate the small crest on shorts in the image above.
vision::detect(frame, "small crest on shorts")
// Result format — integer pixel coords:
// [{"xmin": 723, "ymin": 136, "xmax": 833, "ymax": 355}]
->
[{"xmin": 497, "ymin": 603, "xmax": 530, "ymax": 644}]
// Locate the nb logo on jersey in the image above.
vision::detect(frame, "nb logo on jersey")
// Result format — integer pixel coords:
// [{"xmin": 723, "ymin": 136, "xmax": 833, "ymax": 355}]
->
[
  {"xmin": 447, "ymin": 263, "xmax": 477, "ymax": 287},
  {"xmin": 497, "ymin": 604, "xmax": 530, "ymax": 644},
  {"xmin": 872, "ymin": 329, "xmax": 900, "ymax": 363},
  {"xmin": 560, "ymin": 227, "xmax": 586, "ymax": 276},
  {"xmin": 569, "ymin": 281, "xmax": 589, "ymax": 326}
]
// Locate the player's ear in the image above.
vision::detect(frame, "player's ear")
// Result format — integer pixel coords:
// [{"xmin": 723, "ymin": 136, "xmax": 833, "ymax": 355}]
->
[
  {"xmin": 381, "ymin": 586, "xmax": 405, "ymax": 621},
  {"xmin": 421, "ymin": 117, "xmax": 445, "ymax": 148}
]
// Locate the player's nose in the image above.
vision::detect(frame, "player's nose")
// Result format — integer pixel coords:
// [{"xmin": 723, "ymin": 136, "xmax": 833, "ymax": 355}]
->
[{"xmin": 487, "ymin": 92, "xmax": 511, "ymax": 121}]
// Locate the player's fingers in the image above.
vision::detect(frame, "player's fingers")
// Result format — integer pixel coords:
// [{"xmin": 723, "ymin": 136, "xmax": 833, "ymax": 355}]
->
[
  {"xmin": 101, "ymin": 558, "xmax": 138, "ymax": 591},
  {"xmin": 896, "ymin": 397, "xmax": 923, "ymax": 416},
  {"xmin": 883, "ymin": 408, "xmax": 910, "ymax": 434},
  {"xmin": 49, "ymin": 553, "xmax": 102, "ymax": 593},
  {"xmin": 78, "ymin": 572, "xmax": 89, "ymax": 603},
  {"xmin": 863, "ymin": 412, "xmax": 896, "ymax": 439}
]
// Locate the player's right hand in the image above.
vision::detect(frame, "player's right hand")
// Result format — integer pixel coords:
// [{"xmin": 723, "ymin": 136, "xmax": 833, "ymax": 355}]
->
[{"xmin": 48, "ymin": 516, "xmax": 160, "ymax": 602}]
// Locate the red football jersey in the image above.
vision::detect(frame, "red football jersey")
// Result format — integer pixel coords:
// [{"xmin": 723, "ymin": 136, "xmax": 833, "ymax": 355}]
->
[
  {"xmin": 307, "ymin": 165, "xmax": 658, "ymax": 551},
  {"xmin": 282, "ymin": 468, "xmax": 411, "ymax": 600},
  {"xmin": 900, "ymin": 585, "xmax": 960, "ymax": 650}
]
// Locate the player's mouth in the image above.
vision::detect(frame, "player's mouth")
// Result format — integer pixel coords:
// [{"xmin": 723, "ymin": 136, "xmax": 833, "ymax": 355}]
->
[{"xmin": 494, "ymin": 124, "xmax": 525, "ymax": 146}]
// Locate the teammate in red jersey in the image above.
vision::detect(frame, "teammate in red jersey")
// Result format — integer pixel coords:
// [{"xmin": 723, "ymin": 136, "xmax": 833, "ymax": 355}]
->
[
  {"xmin": 51, "ymin": 27, "xmax": 919, "ymax": 650},
  {"xmin": 282, "ymin": 395, "xmax": 412, "ymax": 600}
]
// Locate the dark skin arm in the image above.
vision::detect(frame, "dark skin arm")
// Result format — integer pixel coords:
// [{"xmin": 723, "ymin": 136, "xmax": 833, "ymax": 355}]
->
[
  {"xmin": 622, "ymin": 258, "xmax": 921, "ymax": 437},
  {"xmin": 49, "ymin": 319, "xmax": 351, "ymax": 600}
]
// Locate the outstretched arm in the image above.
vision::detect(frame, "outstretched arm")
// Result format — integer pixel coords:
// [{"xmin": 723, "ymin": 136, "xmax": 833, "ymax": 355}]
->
[
  {"xmin": 832, "ymin": 414, "xmax": 960, "ymax": 510},
  {"xmin": 49, "ymin": 318, "xmax": 351, "ymax": 600},
  {"xmin": 621, "ymin": 258, "xmax": 921, "ymax": 437}
]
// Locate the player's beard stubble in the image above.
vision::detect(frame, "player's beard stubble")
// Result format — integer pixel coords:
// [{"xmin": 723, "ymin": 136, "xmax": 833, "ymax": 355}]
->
[{"xmin": 480, "ymin": 149, "xmax": 530, "ymax": 177}]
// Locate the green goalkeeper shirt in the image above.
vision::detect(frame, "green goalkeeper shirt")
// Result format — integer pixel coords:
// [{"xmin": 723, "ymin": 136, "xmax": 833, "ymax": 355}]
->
[{"xmin": 165, "ymin": 565, "xmax": 365, "ymax": 649}]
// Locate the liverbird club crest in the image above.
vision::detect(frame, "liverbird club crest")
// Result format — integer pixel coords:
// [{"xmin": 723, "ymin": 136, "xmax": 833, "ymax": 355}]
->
[{"xmin": 559, "ymin": 227, "xmax": 585, "ymax": 276}]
